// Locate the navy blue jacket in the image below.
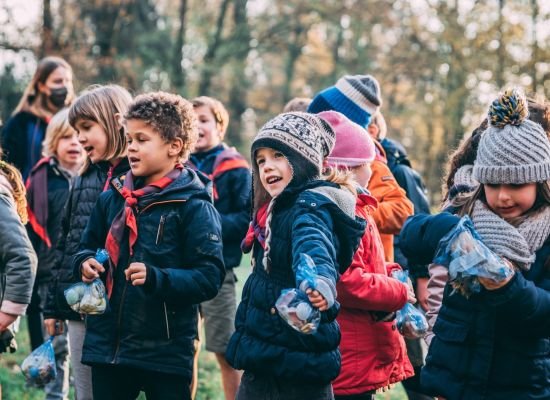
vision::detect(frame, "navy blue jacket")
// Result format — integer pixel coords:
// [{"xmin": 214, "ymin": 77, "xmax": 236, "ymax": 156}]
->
[
  {"xmin": 400, "ymin": 212, "xmax": 550, "ymax": 400},
  {"xmin": 381, "ymin": 138, "xmax": 430, "ymax": 279},
  {"xmin": 43, "ymin": 159, "xmax": 130, "ymax": 321},
  {"xmin": 73, "ymin": 168, "xmax": 225, "ymax": 379},
  {"xmin": 226, "ymin": 181, "xmax": 366, "ymax": 384},
  {"xmin": 189, "ymin": 143, "xmax": 251, "ymax": 268}
]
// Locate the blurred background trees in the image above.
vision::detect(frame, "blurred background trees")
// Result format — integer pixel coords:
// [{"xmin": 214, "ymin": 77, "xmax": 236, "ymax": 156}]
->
[{"xmin": 1, "ymin": 0, "xmax": 549, "ymax": 205}]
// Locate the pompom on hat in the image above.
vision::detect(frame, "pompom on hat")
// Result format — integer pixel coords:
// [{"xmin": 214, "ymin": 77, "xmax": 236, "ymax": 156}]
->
[
  {"xmin": 307, "ymin": 75, "xmax": 382, "ymax": 128},
  {"xmin": 473, "ymin": 88, "xmax": 550, "ymax": 184},
  {"xmin": 317, "ymin": 110, "xmax": 376, "ymax": 168}
]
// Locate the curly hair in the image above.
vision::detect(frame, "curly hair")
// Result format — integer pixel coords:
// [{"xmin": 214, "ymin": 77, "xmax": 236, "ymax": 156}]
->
[
  {"xmin": 125, "ymin": 92, "xmax": 198, "ymax": 159},
  {"xmin": 0, "ymin": 153, "xmax": 28, "ymax": 224}
]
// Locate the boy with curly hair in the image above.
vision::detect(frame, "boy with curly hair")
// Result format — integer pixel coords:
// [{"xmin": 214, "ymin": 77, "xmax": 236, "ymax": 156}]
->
[{"xmin": 73, "ymin": 92, "xmax": 225, "ymax": 400}]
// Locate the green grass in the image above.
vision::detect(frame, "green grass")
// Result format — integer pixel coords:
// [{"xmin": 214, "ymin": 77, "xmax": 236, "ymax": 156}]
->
[{"xmin": 0, "ymin": 258, "xmax": 406, "ymax": 399}]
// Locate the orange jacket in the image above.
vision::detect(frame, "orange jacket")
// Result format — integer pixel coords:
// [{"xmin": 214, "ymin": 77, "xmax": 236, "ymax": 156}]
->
[{"xmin": 368, "ymin": 141, "xmax": 413, "ymax": 262}]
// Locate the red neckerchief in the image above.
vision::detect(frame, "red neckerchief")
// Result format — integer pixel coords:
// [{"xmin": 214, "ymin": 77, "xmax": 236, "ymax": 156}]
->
[
  {"xmin": 241, "ymin": 203, "xmax": 269, "ymax": 253},
  {"xmin": 104, "ymin": 164, "xmax": 183, "ymax": 297}
]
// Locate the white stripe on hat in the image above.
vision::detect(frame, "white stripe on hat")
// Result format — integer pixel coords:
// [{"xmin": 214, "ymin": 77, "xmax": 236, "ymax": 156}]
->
[{"xmin": 335, "ymin": 79, "xmax": 379, "ymax": 115}]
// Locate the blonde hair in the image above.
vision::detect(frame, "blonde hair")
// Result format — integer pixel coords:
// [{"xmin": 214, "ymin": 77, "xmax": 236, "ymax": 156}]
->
[
  {"xmin": 42, "ymin": 108, "xmax": 75, "ymax": 157},
  {"xmin": 369, "ymin": 112, "xmax": 387, "ymax": 140},
  {"xmin": 69, "ymin": 85, "xmax": 132, "ymax": 172},
  {"xmin": 323, "ymin": 166, "xmax": 357, "ymax": 196},
  {"xmin": 13, "ymin": 56, "xmax": 74, "ymax": 120},
  {"xmin": 283, "ymin": 97, "xmax": 312, "ymax": 113},
  {"xmin": 192, "ymin": 96, "xmax": 229, "ymax": 135},
  {"xmin": 0, "ymin": 153, "xmax": 28, "ymax": 224}
]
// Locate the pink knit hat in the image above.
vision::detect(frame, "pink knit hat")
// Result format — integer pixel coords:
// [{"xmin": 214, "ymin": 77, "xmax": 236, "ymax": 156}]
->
[{"xmin": 318, "ymin": 110, "xmax": 376, "ymax": 167}]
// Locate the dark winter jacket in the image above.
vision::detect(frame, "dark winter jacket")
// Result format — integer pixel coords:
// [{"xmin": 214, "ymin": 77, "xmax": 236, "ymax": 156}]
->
[
  {"xmin": 226, "ymin": 181, "xmax": 366, "ymax": 384},
  {"xmin": 189, "ymin": 143, "xmax": 251, "ymax": 269},
  {"xmin": 26, "ymin": 157, "xmax": 73, "ymax": 283},
  {"xmin": 43, "ymin": 159, "xmax": 130, "ymax": 321},
  {"xmin": 73, "ymin": 168, "xmax": 225, "ymax": 379},
  {"xmin": 0, "ymin": 175, "xmax": 37, "ymax": 317},
  {"xmin": 381, "ymin": 138, "xmax": 430, "ymax": 279},
  {"xmin": 1, "ymin": 111, "xmax": 48, "ymax": 180},
  {"xmin": 400, "ymin": 212, "xmax": 550, "ymax": 400}
]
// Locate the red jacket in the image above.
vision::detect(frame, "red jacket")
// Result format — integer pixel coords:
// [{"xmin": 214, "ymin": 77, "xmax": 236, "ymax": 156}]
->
[{"xmin": 333, "ymin": 193, "xmax": 414, "ymax": 396}]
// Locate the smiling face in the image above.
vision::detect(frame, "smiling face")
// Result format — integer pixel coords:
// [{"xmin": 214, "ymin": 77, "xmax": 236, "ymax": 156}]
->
[
  {"xmin": 75, "ymin": 119, "xmax": 109, "ymax": 164},
  {"xmin": 484, "ymin": 183, "xmax": 538, "ymax": 220},
  {"xmin": 255, "ymin": 147, "xmax": 293, "ymax": 198},
  {"xmin": 126, "ymin": 119, "xmax": 183, "ymax": 185},
  {"xmin": 194, "ymin": 105, "xmax": 223, "ymax": 153},
  {"xmin": 55, "ymin": 130, "xmax": 84, "ymax": 171}
]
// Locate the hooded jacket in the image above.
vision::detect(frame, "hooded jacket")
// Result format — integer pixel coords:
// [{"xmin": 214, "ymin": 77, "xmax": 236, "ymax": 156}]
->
[
  {"xmin": 401, "ymin": 212, "xmax": 550, "ymax": 400},
  {"xmin": 226, "ymin": 181, "xmax": 365, "ymax": 384},
  {"xmin": 72, "ymin": 167, "xmax": 225, "ymax": 379},
  {"xmin": 369, "ymin": 141, "xmax": 413, "ymax": 262},
  {"xmin": 0, "ymin": 174, "xmax": 37, "ymax": 317},
  {"xmin": 333, "ymin": 192, "xmax": 413, "ymax": 395}
]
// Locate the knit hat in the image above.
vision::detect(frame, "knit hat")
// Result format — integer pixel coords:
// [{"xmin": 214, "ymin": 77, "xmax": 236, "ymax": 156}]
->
[
  {"xmin": 251, "ymin": 112, "xmax": 336, "ymax": 180},
  {"xmin": 317, "ymin": 110, "xmax": 376, "ymax": 168},
  {"xmin": 307, "ymin": 75, "xmax": 382, "ymax": 128},
  {"xmin": 473, "ymin": 89, "xmax": 550, "ymax": 184}
]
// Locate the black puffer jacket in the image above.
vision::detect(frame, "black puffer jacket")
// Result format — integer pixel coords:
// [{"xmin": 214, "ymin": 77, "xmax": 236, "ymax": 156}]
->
[
  {"xmin": 73, "ymin": 168, "xmax": 225, "ymax": 379},
  {"xmin": 43, "ymin": 159, "xmax": 129, "ymax": 320}
]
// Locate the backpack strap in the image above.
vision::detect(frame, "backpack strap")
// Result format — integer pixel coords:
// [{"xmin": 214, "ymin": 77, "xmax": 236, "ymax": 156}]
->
[{"xmin": 210, "ymin": 148, "xmax": 249, "ymax": 200}]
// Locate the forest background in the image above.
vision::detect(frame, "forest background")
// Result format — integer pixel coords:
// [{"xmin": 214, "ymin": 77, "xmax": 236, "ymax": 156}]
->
[{"xmin": 0, "ymin": 0, "xmax": 549, "ymax": 211}]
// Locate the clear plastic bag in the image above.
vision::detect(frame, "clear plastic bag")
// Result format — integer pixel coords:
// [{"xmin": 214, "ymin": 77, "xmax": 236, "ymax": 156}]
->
[
  {"xmin": 64, "ymin": 249, "xmax": 109, "ymax": 314},
  {"xmin": 433, "ymin": 215, "xmax": 514, "ymax": 298},
  {"xmin": 392, "ymin": 270, "xmax": 429, "ymax": 339},
  {"xmin": 21, "ymin": 336, "xmax": 57, "ymax": 387},
  {"xmin": 275, "ymin": 254, "xmax": 321, "ymax": 334}
]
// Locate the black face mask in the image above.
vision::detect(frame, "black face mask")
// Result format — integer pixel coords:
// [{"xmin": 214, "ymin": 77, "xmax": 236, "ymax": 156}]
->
[{"xmin": 49, "ymin": 87, "xmax": 68, "ymax": 108}]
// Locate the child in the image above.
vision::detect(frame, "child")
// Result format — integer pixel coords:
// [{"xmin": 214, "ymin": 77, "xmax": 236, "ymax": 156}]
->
[
  {"xmin": 26, "ymin": 108, "xmax": 84, "ymax": 399},
  {"xmin": 400, "ymin": 89, "xmax": 550, "ymax": 399},
  {"xmin": 226, "ymin": 112, "xmax": 366, "ymax": 400},
  {"xmin": 0, "ymin": 150, "xmax": 37, "ymax": 395},
  {"xmin": 74, "ymin": 92, "xmax": 225, "ymax": 400},
  {"xmin": 43, "ymin": 85, "xmax": 132, "ymax": 400},
  {"xmin": 189, "ymin": 96, "xmax": 251, "ymax": 400},
  {"xmin": 319, "ymin": 110, "xmax": 415, "ymax": 400}
]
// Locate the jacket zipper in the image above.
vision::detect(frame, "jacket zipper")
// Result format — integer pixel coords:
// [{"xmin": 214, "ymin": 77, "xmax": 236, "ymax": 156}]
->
[
  {"xmin": 163, "ymin": 302, "xmax": 171, "ymax": 340},
  {"xmin": 112, "ymin": 280, "xmax": 128, "ymax": 363},
  {"xmin": 156, "ymin": 215, "xmax": 166, "ymax": 245}
]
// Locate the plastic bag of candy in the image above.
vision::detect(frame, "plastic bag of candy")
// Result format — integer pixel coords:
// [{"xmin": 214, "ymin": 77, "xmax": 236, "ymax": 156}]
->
[
  {"xmin": 392, "ymin": 270, "xmax": 428, "ymax": 339},
  {"xmin": 433, "ymin": 215, "xmax": 514, "ymax": 298},
  {"xmin": 21, "ymin": 336, "xmax": 57, "ymax": 387},
  {"xmin": 64, "ymin": 249, "xmax": 109, "ymax": 314},
  {"xmin": 275, "ymin": 254, "xmax": 321, "ymax": 334}
]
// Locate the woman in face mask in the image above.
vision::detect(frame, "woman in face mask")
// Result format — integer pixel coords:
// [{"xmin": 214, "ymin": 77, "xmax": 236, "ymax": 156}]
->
[{"xmin": 1, "ymin": 56, "xmax": 75, "ymax": 180}]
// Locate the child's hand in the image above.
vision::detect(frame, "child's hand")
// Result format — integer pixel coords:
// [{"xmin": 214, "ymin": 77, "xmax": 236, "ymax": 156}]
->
[
  {"xmin": 479, "ymin": 259, "xmax": 515, "ymax": 290},
  {"xmin": 125, "ymin": 262, "xmax": 147, "ymax": 286},
  {"xmin": 44, "ymin": 319, "xmax": 64, "ymax": 336},
  {"xmin": 406, "ymin": 278, "xmax": 417, "ymax": 304},
  {"xmin": 306, "ymin": 288, "xmax": 328, "ymax": 311},
  {"xmin": 0, "ymin": 311, "xmax": 17, "ymax": 332},
  {"xmin": 81, "ymin": 258, "xmax": 105, "ymax": 283}
]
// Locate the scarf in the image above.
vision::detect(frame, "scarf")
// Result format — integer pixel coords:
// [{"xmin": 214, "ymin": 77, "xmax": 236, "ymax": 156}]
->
[
  {"xmin": 241, "ymin": 202, "xmax": 269, "ymax": 253},
  {"xmin": 471, "ymin": 200, "xmax": 550, "ymax": 270},
  {"xmin": 105, "ymin": 164, "xmax": 183, "ymax": 297}
]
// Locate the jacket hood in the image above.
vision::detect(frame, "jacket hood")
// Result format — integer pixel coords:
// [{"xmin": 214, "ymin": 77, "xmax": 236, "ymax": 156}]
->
[
  {"xmin": 380, "ymin": 138, "xmax": 411, "ymax": 169},
  {"xmin": 293, "ymin": 181, "xmax": 366, "ymax": 273},
  {"xmin": 0, "ymin": 174, "xmax": 14, "ymax": 198}
]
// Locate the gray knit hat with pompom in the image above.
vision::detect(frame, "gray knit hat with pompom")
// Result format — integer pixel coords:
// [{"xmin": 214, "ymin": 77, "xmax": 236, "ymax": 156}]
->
[{"xmin": 473, "ymin": 89, "xmax": 550, "ymax": 184}]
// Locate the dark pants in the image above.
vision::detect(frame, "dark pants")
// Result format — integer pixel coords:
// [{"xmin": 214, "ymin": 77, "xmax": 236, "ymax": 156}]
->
[
  {"xmin": 236, "ymin": 371, "xmax": 334, "ymax": 400},
  {"xmin": 92, "ymin": 364, "xmax": 191, "ymax": 400}
]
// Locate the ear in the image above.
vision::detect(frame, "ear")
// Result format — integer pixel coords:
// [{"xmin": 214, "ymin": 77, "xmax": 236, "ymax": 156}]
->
[
  {"xmin": 37, "ymin": 81, "xmax": 48, "ymax": 94},
  {"xmin": 367, "ymin": 124, "xmax": 379, "ymax": 140},
  {"xmin": 168, "ymin": 138, "xmax": 184, "ymax": 157}
]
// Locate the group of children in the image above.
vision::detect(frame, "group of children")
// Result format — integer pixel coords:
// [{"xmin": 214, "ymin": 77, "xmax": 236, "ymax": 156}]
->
[{"xmin": 0, "ymin": 55, "xmax": 550, "ymax": 400}]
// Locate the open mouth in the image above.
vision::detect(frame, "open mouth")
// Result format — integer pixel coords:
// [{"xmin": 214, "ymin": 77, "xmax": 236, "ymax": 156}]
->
[
  {"xmin": 266, "ymin": 176, "xmax": 282, "ymax": 184},
  {"xmin": 129, "ymin": 157, "xmax": 140, "ymax": 164},
  {"xmin": 67, "ymin": 150, "xmax": 81, "ymax": 155},
  {"xmin": 84, "ymin": 146, "xmax": 94, "ymax": 154}
]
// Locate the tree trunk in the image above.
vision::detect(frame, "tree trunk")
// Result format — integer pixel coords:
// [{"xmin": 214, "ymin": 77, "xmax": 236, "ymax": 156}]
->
[
  {"xmin": 281, "ymin": 22, "xmax": 306, "ymax": 104},
  {"xmin": 172, "ymin": 0, "xmax": 188, "ymax": 93},
  {"xmin": 496, "ymin": 0, "xmax": 505, "ymax": 89},
  {"xmin": 41, "ymin": 0, "xmax": 54, "ymax": 57},
  {"xmin": 226, "ymin": 0, "xmax": 250, "ymax": 147},
  {"xmin": 198, "ymin": 0, "xmax": 231, "ymax": 96},
  {"xmin": 530, "ymin": 0, "xmax": 539, "ymax": 94}
]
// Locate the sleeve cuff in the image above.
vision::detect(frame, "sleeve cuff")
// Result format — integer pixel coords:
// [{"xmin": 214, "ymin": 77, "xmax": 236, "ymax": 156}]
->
[{"xmin": 1, "ymin": 300, "xmax": 28, "ymax": 316}]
